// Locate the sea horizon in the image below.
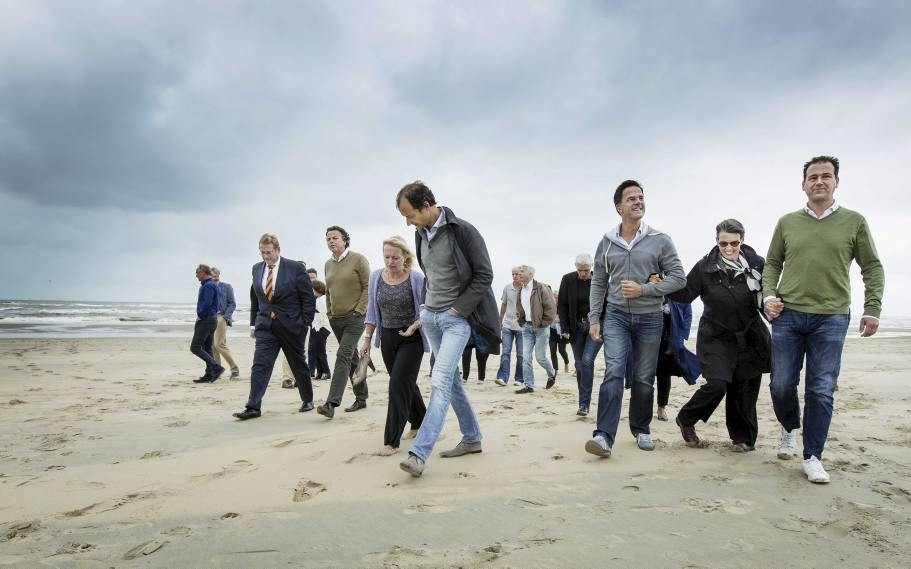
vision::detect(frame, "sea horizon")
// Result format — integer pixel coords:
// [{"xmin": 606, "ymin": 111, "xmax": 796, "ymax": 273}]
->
[{"xmin": 1, "ymin": 298, "xmax": 909, "ymax": 340}]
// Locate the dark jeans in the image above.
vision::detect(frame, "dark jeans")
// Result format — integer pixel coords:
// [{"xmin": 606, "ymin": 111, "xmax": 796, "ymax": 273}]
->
[
  {"xmin": 769, "ymin": 309, "xmax": 849, "ymax": 460},
  {"xmin": 595, "ymin": 309, "xmax": 663, "ymax": 446},
  {"xmin": 309, "ymin": 328, "xmax": 331, "ymax": 376},
  {"xmin": 190, "ymin": 316, "xmax": 220, "ymax": 375},
  {"xmin": 461, "ymin": 346, "xmax": 490, "ymax": 380},
  {"xmin": 495, "ymin": 328, "xmax": 523, "ymax": 381},
  {"xmin": 570, "ymin": 322, "xmax": 603, "ymax": 410},
  {"xmin": 677, "ymin": 375, "xmax": 762, "ymax": 446},
  {"xmin": 326, "ymin": 313, "xmax": 369, "ymax": 407},
  {"xmin": 380, "ymin": 327, "xmax": 426, "ymax": 448},
  {"xmin": 246, "ymin": 319, "xmax": 312, "ymax": 411}
]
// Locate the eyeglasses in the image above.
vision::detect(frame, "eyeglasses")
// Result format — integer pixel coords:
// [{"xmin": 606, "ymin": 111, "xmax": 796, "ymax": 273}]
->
[{"xmin": 718, "ymin": 240, "xmax": 742, "ymax": 249}]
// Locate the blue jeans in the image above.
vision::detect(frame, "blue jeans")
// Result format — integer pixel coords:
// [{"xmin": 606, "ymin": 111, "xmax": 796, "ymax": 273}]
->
[
  {"xmin": 570, "ymin": 321, "xmax": 603, "ymax": 409},
  {"xmin": 769, "ymin": 309, "xmax": 849, "ymax": 460},
  {"xmin": 409, "ymin": 309, "xmax": 481, "ymax": 461},
  {"xmin": 496, "ymin": 327, "xmax": 524, "ymax": 381},
  {"xmin": 594, "ymin": 309, "xmax": 663, "ymax": 446},
  {"xmin": 521, "ymin": 323, "xmax": 555, "ymax": 389}
]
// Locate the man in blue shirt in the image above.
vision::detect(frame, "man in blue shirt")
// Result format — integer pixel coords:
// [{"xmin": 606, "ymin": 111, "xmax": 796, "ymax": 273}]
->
[{"xmin": 191, "ymin": 264, "xmax": 225, "ymax": 383}]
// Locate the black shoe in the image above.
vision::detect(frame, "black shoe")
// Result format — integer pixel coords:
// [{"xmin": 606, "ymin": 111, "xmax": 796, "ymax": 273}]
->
[
  {"xmin": 197, "ymin": 374, "xmax": 212, "ymax": 380},
  {"xmin": 345, "ymin": 400, "xmax": 367, "ymax": 412},
  {"xmin": 211, "ymin": 366, "xmax": 226, "ymax": 380},
  {"xmin": 193, "ymin": 377, "xmax": 215, "ymax": 383},
  {"xmin": 545, "ymin": 376, "xmax": 556, "ymax": 389},
  {"xmin": 576, "ymin": 406, "xmax": 589, "ymax": 416},
  {"xmin": 317, "ymin": 403, "xmax": 335, "ymax": 418},
  {"xmin": 515, "ymin": 386, "xmax": 534, "ymax": 394},
  {"xmin": 299, "ymin": 402, "xmax": 314, "ymax": 413},
  {"xmin": 232, "ymin": 409, "xmax": 261, "ymax": 420}
]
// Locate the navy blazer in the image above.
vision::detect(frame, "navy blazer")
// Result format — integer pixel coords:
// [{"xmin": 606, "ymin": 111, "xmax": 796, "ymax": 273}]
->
[{"xmin": 249, "ymin": 257, "xmax": 316, "ymax": 336}]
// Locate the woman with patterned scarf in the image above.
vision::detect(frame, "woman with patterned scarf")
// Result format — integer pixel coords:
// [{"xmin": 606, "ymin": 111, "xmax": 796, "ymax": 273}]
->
[{"xmin": 666, "ymin": 218, "xmax": 771, "ymax": 452}]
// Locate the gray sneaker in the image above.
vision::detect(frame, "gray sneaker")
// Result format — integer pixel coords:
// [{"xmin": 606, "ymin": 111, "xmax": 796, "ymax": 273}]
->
[
  {"xmin": 636, "ymin": 433, "xmax": 655, "ymax": 451},
  {"xmin": 439, "ymin": 440, "xmax": 482, "ymax": 458},
  {"xmin": 399, "ymin": 453, "xmax": 425, "ymax": 477},
  {"xmin": 585, "ymin": 434, "xmax": 611, "ymax": 458}
]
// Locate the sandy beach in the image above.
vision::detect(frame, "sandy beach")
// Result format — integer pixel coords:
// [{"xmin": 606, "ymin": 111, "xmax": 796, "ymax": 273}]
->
[{"xmin": 1, "ymin": 335, "xmax": 909, "ymax": 568}]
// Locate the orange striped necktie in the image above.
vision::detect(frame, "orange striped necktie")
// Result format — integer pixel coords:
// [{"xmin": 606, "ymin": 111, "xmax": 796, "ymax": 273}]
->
[{"xmin": 265, "ymin": 265, "xmax": 275, "ymax": 318}]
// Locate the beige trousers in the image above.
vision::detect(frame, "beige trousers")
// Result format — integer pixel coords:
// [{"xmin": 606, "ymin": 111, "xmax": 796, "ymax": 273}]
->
[{"xmin": 213, "ymin": 315, "xmax": 239, "ymax": 373}]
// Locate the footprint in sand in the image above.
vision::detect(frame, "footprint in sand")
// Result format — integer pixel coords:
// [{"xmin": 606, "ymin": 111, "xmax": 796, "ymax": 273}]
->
[
  {"xmin": 871, "ymin": 481, "xmax": 911, "ymax": 505},
  {"xmin": 293, "ymin": 480, "xmax": 326, "ymax": 502},
  {"xmin": 685, "ymin": 497, "xmax": 754, "ymax": 514},
  {"xmin": 221, "ymin": 512, "xmax": 240, "ymax": 519},
  {"xmin": 55, "ymin": 542, "xmax": 96, "ymax": 554},
  {"xmin": 403, "ymin": 502, "xmax": 455, "ymax": 515},
  {"xmin": 194, "ymin": 460, "xmax": 254, "ymax": 480},
  {"xmin": 122, "ymin": 540, "xmax": 167, "ymax": 560},
  {"xmin": 140, "ymin": 450, "xmax": 169, "ymax": 460},
  {"xmin": 161, "ymin": 526, "xmax": 192, "ymax": 537},
  {"xmin": 3, "ymin": 520, "xmax": 41, "ymax": 541},
  {"xmin": 346, "ymin": 453, "xmax": 373, "ymax": 464}
]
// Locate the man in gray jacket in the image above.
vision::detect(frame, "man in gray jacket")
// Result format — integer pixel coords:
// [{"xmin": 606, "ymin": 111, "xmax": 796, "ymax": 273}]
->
[
  {"xmin": 585, "ymin": 179, "xmax": 686, "ymax": 458},
  {"xmin": 396, "ymin": 180, "xmax": 501, "ymax": 478},
  {"xmin": 211, "ymin": 267, "xmax": 240, "ymax": 379}
]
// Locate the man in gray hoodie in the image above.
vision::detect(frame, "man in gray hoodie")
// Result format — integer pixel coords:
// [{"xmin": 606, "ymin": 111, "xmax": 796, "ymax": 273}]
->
[{"xmin": 585, "ymin": 180, "xmax": 686, "ymax": 458}]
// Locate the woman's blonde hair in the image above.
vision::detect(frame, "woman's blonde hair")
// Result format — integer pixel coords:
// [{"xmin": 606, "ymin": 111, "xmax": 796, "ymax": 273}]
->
[{"xmin": 382, "ymin": 235, "xmax": 415, "ymax": 270}]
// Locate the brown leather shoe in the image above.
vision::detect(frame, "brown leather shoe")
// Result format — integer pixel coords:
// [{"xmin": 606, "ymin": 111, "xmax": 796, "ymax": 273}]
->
[{"xmin": 676, "ymin": 417, "xmax": 701, "ymax": 447}]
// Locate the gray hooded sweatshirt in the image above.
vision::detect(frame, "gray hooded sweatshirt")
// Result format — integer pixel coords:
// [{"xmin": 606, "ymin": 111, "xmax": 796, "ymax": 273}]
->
[{"xmin": 588, "ymin": 222, "xmax": 686, "ymax": 321}]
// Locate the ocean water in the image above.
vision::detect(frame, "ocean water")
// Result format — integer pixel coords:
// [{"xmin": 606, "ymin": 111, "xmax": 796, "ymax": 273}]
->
[
  {"xmin": 0, "ymin": 299, "xmax": 251, "ymax": 338},
  {"xmin": 0, "ymin": 299, "xmax": 908, "ymax": 339}
]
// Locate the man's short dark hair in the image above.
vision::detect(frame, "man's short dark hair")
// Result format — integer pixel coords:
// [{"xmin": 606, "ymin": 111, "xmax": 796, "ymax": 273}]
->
[
  {"xmin": 196, "ymin": 264, "xmax": 212, "ymax": 275},
  {"xmin": 803, "ymin": 156, "xmax": 840, "ymax": 180},
  {"xmin": 307, "ymin": 268, "xmax": 318, "ymax": 276},
  {"xmin": 397, "ymin": 180, "xmax": 437, "ymax": 210},
  {"xmin": 715, "ymin": 218, "xmax": 745, "ymax": 240},
  {"xmin": 325, "ymin": 225, "xmax": 350, "ymax": 248},
  {"xmin": 613, "ymin": 179, "xmax": 643, "ymax": 206}
]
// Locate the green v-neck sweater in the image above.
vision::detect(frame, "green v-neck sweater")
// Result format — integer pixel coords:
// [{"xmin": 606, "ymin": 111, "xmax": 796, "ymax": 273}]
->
[{"xmin": 762, "ymin": 207, "xmax": 884, "ymax": 318}]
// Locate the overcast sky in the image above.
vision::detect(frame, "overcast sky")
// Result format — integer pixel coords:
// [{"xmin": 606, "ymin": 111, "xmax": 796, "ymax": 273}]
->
[{"xmin": 1, "ymin": 1, "xmax": 908, "ymax": 317}]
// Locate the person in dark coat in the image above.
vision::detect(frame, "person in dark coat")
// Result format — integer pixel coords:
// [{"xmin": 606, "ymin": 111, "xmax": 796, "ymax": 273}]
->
[
  {"xmin": 667, "ymin": 219, "xmax": 771, "ymax": 451},
  {"xmin": 652, "ymin": 297, "xmax": 700, "ymax": 420}
]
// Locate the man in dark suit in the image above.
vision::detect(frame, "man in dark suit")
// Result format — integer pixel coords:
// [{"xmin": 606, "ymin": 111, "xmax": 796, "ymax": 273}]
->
[
  {"xmin": 233, "ymin": 233, "xmax": 316, "ymax": 420},
  {"xmin": 557, "ymin": 253, "xmax": 603, "ymax": 416}
]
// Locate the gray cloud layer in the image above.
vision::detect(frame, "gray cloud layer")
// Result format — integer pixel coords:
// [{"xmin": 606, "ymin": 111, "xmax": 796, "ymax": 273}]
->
[{"xmin": 1, "ymin": 1, "xmax": 908, "ymax": 315}]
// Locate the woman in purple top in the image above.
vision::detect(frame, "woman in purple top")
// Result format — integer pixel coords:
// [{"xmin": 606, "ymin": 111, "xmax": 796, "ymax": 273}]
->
[{"xmin": 359, "ymin": 236, "xmax": 429, "ymax": 456}]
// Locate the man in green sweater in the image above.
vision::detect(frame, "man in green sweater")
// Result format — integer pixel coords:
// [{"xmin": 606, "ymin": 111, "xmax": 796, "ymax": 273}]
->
[
  {"xmin": 316, "ymin": 225, "xmax": 371, "ymax": 418},
  {"xmin": 763, "ymin": 155, "xmax": 885, "ymax": 484}
]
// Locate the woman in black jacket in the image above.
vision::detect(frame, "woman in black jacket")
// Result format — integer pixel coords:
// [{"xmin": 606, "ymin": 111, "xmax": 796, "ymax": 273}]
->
[{"xmin": 668, "ymin": 219, "xmax": 771, "ymax": 452}]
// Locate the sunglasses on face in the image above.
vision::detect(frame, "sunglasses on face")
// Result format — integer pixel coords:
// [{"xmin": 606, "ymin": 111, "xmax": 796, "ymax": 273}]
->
[{"xmin": 717, "ymin": 240, "xmax": 742, "ymax": 249}]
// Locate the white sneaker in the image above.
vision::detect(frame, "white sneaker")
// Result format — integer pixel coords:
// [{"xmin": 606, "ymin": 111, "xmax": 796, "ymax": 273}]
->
[
  {"xmin": 513, "ymin": 380, "xmax": 523, "ymax": 387},
  {"xmin": 803, "ymin": 456, "xmax": 830, "ymax": 484},
  {"xmin": 777, "ymin": 426, "xmax": 797, "ymax": 459},
  {"xmin": 494, "ymin": 379, "xmax": 507, "ymax": 386}
]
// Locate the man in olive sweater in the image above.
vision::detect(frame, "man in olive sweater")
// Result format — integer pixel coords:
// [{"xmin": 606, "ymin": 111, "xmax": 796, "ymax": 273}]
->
[
  {"xmin": 316, "ymin": 226, "xmax": 371, "ymax": 418},
  {"xmin": 763, "ymin": 155, "xmax": 885, "ymax": 484}
]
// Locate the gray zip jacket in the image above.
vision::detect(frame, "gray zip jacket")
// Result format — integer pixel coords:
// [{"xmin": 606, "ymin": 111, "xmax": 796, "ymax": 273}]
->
[{"xmin": 588, "ymin": 222, "xmax": 687, "ymax": 320}]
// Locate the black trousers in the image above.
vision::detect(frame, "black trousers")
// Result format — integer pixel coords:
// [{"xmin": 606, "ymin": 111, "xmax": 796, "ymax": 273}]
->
[
  {"xmin": 380, "ymin": 328, "xmax": 426, "ymax": 448},
  {"xmin": 190, "ymin": 316, "xmax": 220, "ymax": 375},
  {"xmin": 309, "ymin": 328, "xmax": 331, "ymax": 376},
  {"xmin": 461, "ymin": 345, "xmax": 490, "ymax": 380},
  {"xmin": 549, "ymin": 334, "xmax": 569, "ymax": 372},
  {"xmin": 246, "ymin": 319, "xmax": 312, "ymax": 411},
  {"xmin": 677, "ymin": 374, "xmax": 762, "ymax": 446}
]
